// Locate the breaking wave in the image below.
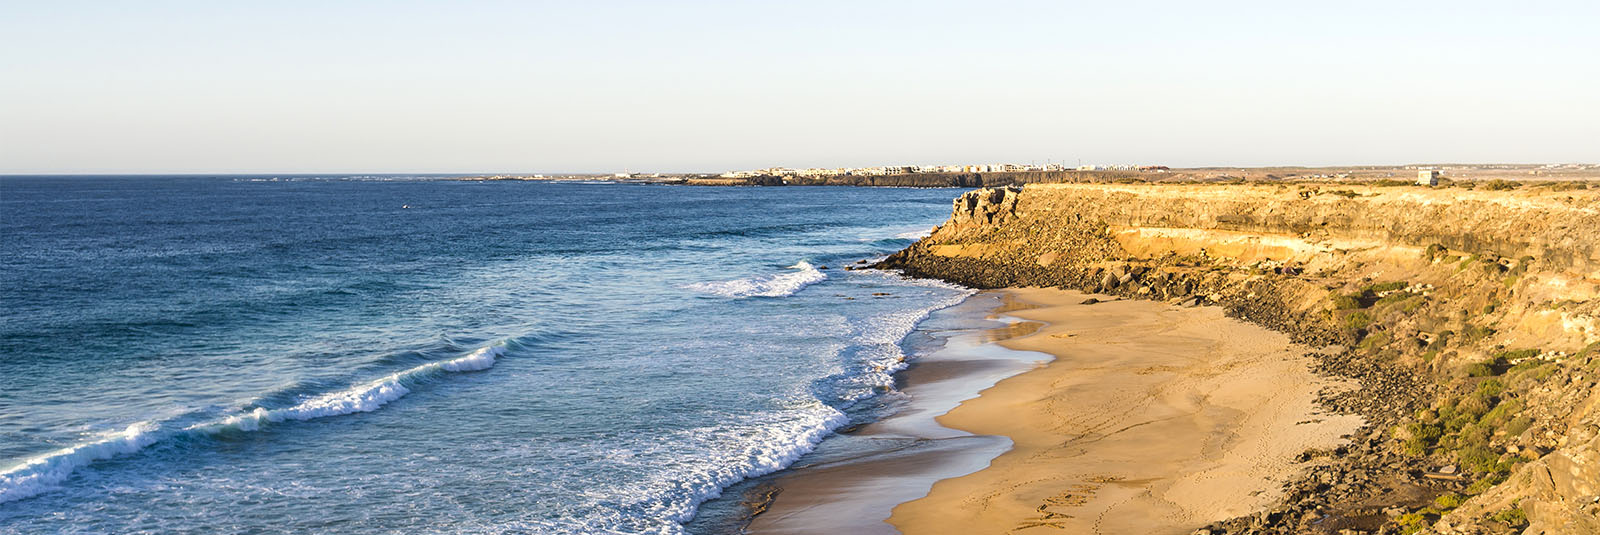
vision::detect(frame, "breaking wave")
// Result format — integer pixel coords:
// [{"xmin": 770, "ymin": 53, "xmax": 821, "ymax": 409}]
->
[
  {"xmin": 0, "ymin": 345, "xmax": 505, "ymax": 504},
  {"xmin": 686, "ymin": 261, "xmax": 827, "ymax": 298}
]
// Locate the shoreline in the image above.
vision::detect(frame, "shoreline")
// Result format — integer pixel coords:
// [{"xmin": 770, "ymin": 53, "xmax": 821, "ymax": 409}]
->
[
  {"xmin": 742, "ymin": 291, "xmax": 1051, "ymax": 534},
  {"xmin": 750, "ymin": 287, "xmax": 1365, "ymax": 534}
]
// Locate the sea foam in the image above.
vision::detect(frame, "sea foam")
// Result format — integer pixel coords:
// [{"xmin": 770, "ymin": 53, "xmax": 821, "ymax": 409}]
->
[
  {"xmin": 643, "ymin": 274, "xmax": 973, "ymax": 532},
  {"xmin": 686, "ymin": 261, "xmax": 827, "ymax": 298},
  {"xmin": 0, "ymin": 345, "xmax": 504, "ymax": 504}
]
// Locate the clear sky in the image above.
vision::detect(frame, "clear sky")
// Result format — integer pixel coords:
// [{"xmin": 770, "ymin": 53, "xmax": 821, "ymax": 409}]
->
[{"xmin": 2, "ymin": 1, "xmax": 1596, "ymax": 174}]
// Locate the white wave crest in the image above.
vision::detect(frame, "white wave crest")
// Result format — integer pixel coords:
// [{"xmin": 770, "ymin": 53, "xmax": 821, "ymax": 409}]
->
[
  {"xmin": 0, "ymin": 422, "xmax": 162, "ymax": 504},
  {"xmin": 837, "ymin": 285, "xmax": 975, "ymax": 402},
  {"xmin": 641, "ymin": 403, "xmax": 851, "ymax": 525},
  {"xmin": 0, "ymin": 345, "xmax": 505, "ymax": 504},
  {"xmin": 203, "ymin": 346, "xmax": 503, "ymax": 432},
  {"xmin": 686, "ymin": 261, "xmax": 827, "ymax": 298},
  {"xmin": 894, "ymin": 228, "xmax": 932, "ymax": 240}
]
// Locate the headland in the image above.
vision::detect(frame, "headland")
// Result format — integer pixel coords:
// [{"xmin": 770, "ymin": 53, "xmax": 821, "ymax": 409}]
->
[{"xmin": 755, "ymin": 180, "xmax": 1599, "ymax": 534}]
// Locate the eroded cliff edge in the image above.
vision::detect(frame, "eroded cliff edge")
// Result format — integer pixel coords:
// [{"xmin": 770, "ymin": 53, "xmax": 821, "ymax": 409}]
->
[{"xmin": 878, "ymin": 183, "xmax": 1600, "ymax": 535}]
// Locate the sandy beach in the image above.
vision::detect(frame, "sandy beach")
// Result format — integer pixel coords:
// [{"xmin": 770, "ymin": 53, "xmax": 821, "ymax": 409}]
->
[{"xmin": 754, "ymin": 287, "xmax": 1365, "ymax": 534}]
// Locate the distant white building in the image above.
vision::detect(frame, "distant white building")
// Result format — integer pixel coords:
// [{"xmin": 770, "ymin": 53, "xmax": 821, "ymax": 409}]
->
[{"xmin": 1417, "ymin": 169, "xmax": 1441, "ymax": 186}]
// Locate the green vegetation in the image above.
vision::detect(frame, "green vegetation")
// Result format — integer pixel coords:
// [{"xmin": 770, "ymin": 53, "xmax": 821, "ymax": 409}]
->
[
  {"xmin": 1503, "ymin": 416, "xmax": 1533, "ymax": 436},
  {"xmin": 1433, "ymin": 492, "xmax": 1464, "ymax": 509},
  {"xmin": 1458, "ymin": 445, "xmax": 1500, "ymax": 473},
  {"xmin": 1397, "ymin": 511, "xmax": 1436, "ymax": 534},
  {"xmin": 1394, "ymin": 490, "xmax": 1481, "ymax": 534},
  {"xmin": 1332, "ymin": 294, "xmax": 1363, "ymax": 310},
  {"xmin": 1507, "ymin": 256, "xmax": 1535, "ymax": 277},
  {"xmin": 1424, "ymin": 243, "xmax": 1449, "ymax": 261},
  {"xmin": 1359, "ymin": 332, "xmax": 1391, "ymax": 350},
  {"xmin": 1489, "ymin": 506, "xmax": 1528, "ymax": 527},
  {"xmin": 1342, "ymin": 310, "xmax": 1374, "ymax": 330},
  {"xmin": 1460, "ymin": 325, "xmax": 1496, "ymax": 344},
  {"xmin": 1402, "ymin": 420, "xmax": 1445, "ymax": 455},
  {"xmin": 1401, "ymin": 366, "xmax": 1534, "ymax": 491},
  {"xmin": 1465, "ymin": 362, "xmax": 1497, "ymax": 377},
  {"xmin": 1433, "ymin": 331, "xmax": 1454, "ymax": 349},
  {"xmin": 1467, "ymin": 472, "xmax": 1510, "ymax": 494},
  {"xmin": 1482, "ymin": 179, "xmax": 1520, "ymax": 191},
  {"xmin": 1497, "ymin": 348, "xmax": 1540, "ymax": 361},
  {"xmin": 1539, "ymin": 181, "xmax": 1590, "ymax": 191},
  {"xmin": 1402, "ymin": 297, "xmax": 1427, "ymax": 312},
  {"xmin": 1364, "ymin": 281, "xmax": 1409, "ymax": 293},
  {"xmin": 1375, "ymin": 291, "xmax": 1416, "ymax": 308}
]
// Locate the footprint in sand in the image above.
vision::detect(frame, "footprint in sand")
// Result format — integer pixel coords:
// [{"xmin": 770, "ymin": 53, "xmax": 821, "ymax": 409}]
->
[{"xmin": 1010, "ymin": 479, "xmax": 1120, "ymax": 532}]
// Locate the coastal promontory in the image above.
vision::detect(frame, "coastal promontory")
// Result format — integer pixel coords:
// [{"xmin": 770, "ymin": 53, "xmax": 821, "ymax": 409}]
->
[{"xmin": 878, "ymin": 182, "xmax": 1600, "ymax": 534}]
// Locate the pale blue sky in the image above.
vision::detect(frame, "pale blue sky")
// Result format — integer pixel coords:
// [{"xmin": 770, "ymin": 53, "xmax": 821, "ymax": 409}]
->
[{"xmin": 2, "ymin": 1, "xmax": 1596, "ymax": 173}]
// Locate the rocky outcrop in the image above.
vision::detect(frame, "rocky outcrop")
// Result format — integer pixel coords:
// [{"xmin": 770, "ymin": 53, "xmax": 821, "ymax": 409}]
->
[{"xmin": 878, "ymin": 183, "xmax": 1600, "ymax": 534}]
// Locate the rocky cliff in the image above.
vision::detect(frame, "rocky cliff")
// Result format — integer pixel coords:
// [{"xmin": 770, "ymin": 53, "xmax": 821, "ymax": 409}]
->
[{"xmin": 878, "ymin": 183, "xmax": 1600, "ymax": 535}]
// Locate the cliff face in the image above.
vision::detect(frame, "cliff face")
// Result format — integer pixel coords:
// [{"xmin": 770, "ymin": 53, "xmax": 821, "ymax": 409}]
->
[{"xmin": 879, "ymin": 183, "xmax": 1600, "ymax": 535}]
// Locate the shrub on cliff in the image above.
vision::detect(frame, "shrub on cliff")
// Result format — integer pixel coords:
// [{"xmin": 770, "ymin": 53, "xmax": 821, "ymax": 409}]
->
[
  {"xmin": 1433, "ymin": 492, "xmax": 1465, "ymax": 509},
  {"xmin": 1359, "ymin": 332, "xmax": 1391, "ymax": 350},
  {"xmin": 1342, "ymin": 311, "xmax": 1374, "ymax": 330},
  {"xmin": 1364, "ymin": 281, "xmax": 1409, "ymax": 293},
  {"xmin": 1425, "ymin": 244, "xmax": 1449, "ymax": 261},
  {"xmin": 1375, "ymin": 291, "xmax": 1417, "ymax": 308},
  {"xmin": 1489, "ymin": 506, "xmax": 1528, "ymax": 527},
  {"xmin": 1456, "ymin": 395, "xmax": 1492, "ymax": 420},
  {"xmin": 1495, "ymin": 348, "xmax": 1540, "ymax": 361},
  {"xmin": 1503, "ymin": 416, "xmax": 1533, "ymax": 436},
  {"xmin": 1457, "ymin": 446, "xmax": 1501, "ymax": 473},
  {"xmin": 1459, "ymin": 325, "xmax": 1496, "ymax": 344}
]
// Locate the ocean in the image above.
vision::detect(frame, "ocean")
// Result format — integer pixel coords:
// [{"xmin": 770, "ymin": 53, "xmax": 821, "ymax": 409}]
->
[{"xmin": 0, "ymin": 176, "xmax": 970, "ymax": 534}]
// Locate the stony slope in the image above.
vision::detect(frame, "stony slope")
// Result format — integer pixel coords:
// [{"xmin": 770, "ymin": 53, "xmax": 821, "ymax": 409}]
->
[{"xmin": 877, "ymin": 183, "xmax": 1600, "ymax": 534}]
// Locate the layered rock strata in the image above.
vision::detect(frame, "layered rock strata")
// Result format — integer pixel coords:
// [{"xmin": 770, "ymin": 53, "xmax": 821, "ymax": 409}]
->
[{"xmin": 878, "ymin": 183, "xmax": 1600, "ymax": 534}]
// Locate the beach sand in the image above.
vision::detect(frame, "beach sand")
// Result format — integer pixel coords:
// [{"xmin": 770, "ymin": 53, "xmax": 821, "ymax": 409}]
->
[{"xmin": 753, "ymin": 287, "xmax": 1364, "ymax": 534}]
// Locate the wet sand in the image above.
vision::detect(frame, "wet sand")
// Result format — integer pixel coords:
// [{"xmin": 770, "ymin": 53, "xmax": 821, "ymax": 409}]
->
[
  {"xmin": 746, "ymin": 292, "xmax": 1050, "ymax": 534},
  {"xmin": 752, "ymin": 287, "xmax": 1364, "ymax": 534}
]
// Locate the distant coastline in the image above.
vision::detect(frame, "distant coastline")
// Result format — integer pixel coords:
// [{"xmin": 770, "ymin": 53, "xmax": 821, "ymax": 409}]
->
[{"xmin": 450, "ymin": 163, "xmax": 1600, "ymax": 189}]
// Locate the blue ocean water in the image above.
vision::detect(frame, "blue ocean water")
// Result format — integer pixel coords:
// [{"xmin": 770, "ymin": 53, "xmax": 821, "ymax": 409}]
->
[{"xmin": 0, "ymin": 176, "xmax": 968, "ymax": 534}]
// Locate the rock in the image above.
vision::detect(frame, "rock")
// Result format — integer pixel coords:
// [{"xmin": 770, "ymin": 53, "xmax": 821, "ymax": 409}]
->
[
  {"xmin": 870, "ymin": 183, "xmax": 1600, "ymax": 535},
  {"xmin": 1081, "ymin": 298, "xmax": 1101, "ymax": 305}
]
